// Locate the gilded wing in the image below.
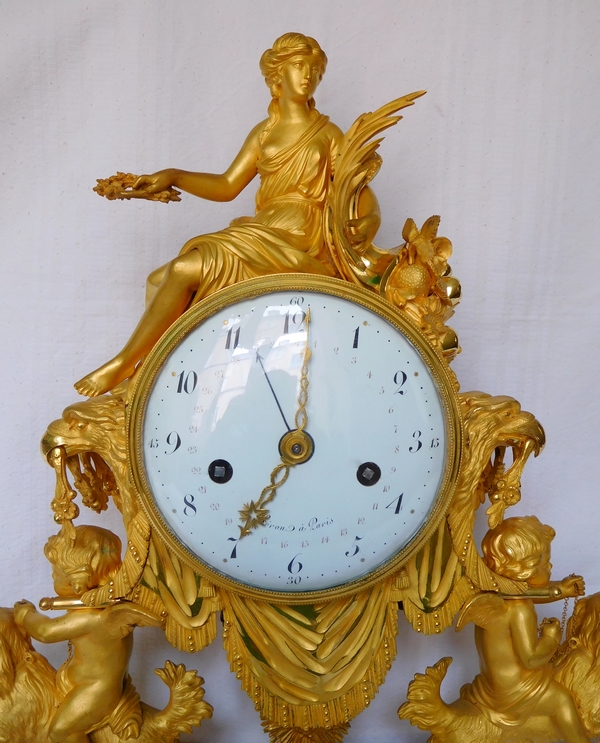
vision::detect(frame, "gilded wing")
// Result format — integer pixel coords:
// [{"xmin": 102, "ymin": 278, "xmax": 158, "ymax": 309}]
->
[
  {"xmin": 104, "ymin": 602, "xmax": 162, "ymax": 640},
  {"xmin": 455, "ymin": 593, "xmax": 507, "ymax": 632},
  {"xmin": 325, "ymin": 91, "xmax": 426, "ymax": 286}
]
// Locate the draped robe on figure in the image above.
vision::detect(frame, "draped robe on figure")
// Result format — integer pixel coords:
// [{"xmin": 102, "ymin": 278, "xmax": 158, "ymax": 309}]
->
[
  {"xmin": 460, "ymin": 624, "xmax": 554, "ymax": 728},
  {"xmin": 179, "ymin": 113, "xmax": 338, "ymax": 304}
]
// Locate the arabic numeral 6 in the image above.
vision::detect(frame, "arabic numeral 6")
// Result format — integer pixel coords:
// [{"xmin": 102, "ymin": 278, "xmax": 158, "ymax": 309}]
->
[{"xmin": 287, "ymin": 554, "xmax": 303, "ymax": 574}]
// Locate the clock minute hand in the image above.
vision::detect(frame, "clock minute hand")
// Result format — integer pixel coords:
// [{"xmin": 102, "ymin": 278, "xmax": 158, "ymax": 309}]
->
[
  {"xmin": 293, "ymin": 308, "xmax": 311, "ymax": 434},
  {"xmin": 256, "ymin": 350, "xmax": 291, "ymax": 432}
]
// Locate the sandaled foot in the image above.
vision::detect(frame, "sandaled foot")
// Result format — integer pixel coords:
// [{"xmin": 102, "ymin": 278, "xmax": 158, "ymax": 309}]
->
[{"xmin": 74, "ymin": 356, "xmax": 133, "ymax": 397}]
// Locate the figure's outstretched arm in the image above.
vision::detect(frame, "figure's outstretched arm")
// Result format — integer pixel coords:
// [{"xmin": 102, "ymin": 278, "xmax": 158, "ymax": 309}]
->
[
  {"xmin": 14, "ymin": 600, "xmax": 100, "ymax": 643},
  {"xmin": 510, "ymin": 602, "xmax": 561, "ymax": 668},
  {"xmin": 132, "ymin": 118, "xmax": 266, "ymax": 202}
]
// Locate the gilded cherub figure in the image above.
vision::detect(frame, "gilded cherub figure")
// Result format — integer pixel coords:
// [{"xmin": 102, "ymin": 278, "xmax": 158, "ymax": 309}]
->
[
  {"xmin": 75, "ymin": 32, "xmax": 382, "ymax": 398},
  {"xmin": 459, "ymin": 517, "xmax": 588, "ymax": 741},
  {"xmin": 399, "ymin": 516, "xmax": 590, "ymax": 743},
  {"xmin": 14, "ymin": 525, "xmax": 163, "ymax": 743}
]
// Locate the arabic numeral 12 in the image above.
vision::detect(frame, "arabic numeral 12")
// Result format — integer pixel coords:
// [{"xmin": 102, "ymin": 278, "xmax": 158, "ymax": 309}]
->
[{"xmin": 283, "ymin": 310, "xmax": 306, "ymax": 335}]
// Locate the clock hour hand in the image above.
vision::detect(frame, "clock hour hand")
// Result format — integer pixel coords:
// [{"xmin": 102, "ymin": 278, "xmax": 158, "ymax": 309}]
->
[
  {"xmin": 256, "ymin": 350, "xmax": 291, "ymax": 432},
  {"xmin": 239, "ymin": 310, "xmax": 313, "ymax": 539}
]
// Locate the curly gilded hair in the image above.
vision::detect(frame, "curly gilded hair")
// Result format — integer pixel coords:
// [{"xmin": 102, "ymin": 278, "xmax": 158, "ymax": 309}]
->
[
  {"xmin": 482, "ymin": 516, "xmax": 555, "ymax": 581},
  {"xmin": 260, "ymin": 32, "xmax": 327, "ymax": 98},
  {"xmin": 44, "ymin": 525, "xmax": 122, "ymax": 587},
  {"xmin": 259, "ymin": 33, "xmax": 327, "ymax": 144}
]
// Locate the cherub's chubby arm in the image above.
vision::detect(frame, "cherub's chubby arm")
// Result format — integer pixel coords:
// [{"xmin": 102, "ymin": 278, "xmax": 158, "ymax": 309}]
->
[
  {"xmin": 510, "ymin": 601, "xmax": 561, "ymax": 668},
  {"xmin": 14, "ymin": 600, "xmax": 101, "ymax": 644},
  {"xmin": 130, "ymin": 119, "xmax": 266, "ymax": 202},
  {"xmin": 532, "ymin": 575, "xmax": 585, "ymax": 604}
]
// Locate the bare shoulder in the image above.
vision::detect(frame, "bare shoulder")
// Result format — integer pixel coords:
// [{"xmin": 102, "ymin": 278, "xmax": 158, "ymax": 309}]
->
[
  {"xmin": 234, "ymin": 118, "xmax": 269, "ymax": 159},
  {"xmin": 247, "ymin": 118, "xmax": 270, "ymax": 143}
]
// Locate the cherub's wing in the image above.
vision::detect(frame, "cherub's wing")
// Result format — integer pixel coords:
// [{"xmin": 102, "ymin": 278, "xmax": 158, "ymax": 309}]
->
[
  {"xmin": 104, "ymin": 602, "xmax": 162, "ymax": 640},
  {"xmin": 456, "ymin": 592, "xmax": 507, "ymax": 632},
  {"xmin": 325, "ymin": 91, "xmax": 426, "ymax": 286}
]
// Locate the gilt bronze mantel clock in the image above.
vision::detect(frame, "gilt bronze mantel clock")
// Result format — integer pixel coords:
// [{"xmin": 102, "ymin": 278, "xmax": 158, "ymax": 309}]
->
[{"xmin": 3, "ymin": 31, "xmax": 596, "ymax": 743}]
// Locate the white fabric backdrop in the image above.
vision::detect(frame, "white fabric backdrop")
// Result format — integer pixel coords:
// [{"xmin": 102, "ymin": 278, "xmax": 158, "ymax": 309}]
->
[{"xmin": 1, "ymin": 2, "xmax": 599, "ymax": 741}]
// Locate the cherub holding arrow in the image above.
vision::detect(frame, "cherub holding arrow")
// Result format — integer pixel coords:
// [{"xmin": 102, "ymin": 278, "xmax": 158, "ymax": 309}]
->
[{"xmin": 14, "ymin": 525, "xmax": 161, "ymax": 743}]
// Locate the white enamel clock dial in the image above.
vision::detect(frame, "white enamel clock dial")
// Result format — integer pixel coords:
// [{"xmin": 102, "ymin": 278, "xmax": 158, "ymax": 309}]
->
[{"xmin": 130, "ymin": 276, "xmax": 460, "ymax": 600}]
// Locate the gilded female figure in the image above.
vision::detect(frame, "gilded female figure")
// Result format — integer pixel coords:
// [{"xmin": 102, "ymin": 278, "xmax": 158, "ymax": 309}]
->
[{"xmin": 75, "ymin": 33, "xmax": 380, "ymax": 397}]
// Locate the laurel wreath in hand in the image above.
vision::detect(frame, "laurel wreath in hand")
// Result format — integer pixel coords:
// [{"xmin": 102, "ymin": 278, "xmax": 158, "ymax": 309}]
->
[{"xmin": 93, "ymin": 172, "xmax": 181, "ymax": 203}]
